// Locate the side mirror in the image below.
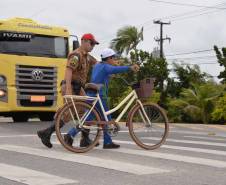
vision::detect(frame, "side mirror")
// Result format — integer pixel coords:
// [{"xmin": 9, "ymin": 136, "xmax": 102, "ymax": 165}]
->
[{"xmin": 73, "ymin": 40, "xmax": 79, "ymax": 50}]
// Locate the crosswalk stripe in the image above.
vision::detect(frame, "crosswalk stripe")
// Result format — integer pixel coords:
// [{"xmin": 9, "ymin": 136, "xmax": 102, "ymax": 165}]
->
[
  {"xmin": 0, "ymin": 144, "xmax": 170, "ymax": 175},
  {"xmin": 142, "ymin": 137, "xmax": 226, "ymax": 147},
  {"xmin": 111, "ymin": 140, "xmax": 226, "ymax": 156},
  {"xmin": 173, "ymin": 124, "xmax": 205, "ymax": 130},
  {"xmin": 0, "ymin": 163, "xmax": 77, "ymax": 185},
  {"xmin": 119, "ymin": 129, "xmax": 221, "ymax": 137},
  {"xmin": 51, "ymin": 140, "xmax": 226, "ymax": 168},
  {"xmin": 184, "ymin": 136, "xmax": 226, "ymax": 141},
  {"xmin": 0, "ymin": 130, "xmax": 225, "ymax": 139},
  {"xmin": 204, "ymin": 125, "xmax": 226, "ymax": 131},
  {"xmin": 93, "ymin": 141, "xmax": 226, "ymax": 168},
  {"xmin": 0, "ymin": 134, "xmax": 35, "ymax": 138}
]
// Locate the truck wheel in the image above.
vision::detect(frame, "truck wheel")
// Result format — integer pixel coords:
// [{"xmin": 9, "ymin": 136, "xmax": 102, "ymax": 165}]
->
[
  {"xmin": 39, "ymin": 113, "xmax": 55, "ymax": 121},
  {"xmin": 12, "ymin": 114, "xmax": 29, "ymax": 122}
]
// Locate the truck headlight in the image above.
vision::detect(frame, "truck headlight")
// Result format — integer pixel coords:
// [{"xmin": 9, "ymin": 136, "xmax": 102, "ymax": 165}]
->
[
  {"xmin": 0, "ymin": 90, "xmax": 5, "ymax": 97},
  {"xmin": 0, "ymin": 75, "xmax": 6, "ymax": 85},
  {"xmin": 0, "ymin": 75, "xmax": 7, "ymax": 101}
]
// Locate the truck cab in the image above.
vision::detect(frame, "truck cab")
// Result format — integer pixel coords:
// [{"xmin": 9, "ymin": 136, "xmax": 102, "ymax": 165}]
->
[{"xmin": 0, "ymin": 17, "xmax": 77, "ymax": 122}]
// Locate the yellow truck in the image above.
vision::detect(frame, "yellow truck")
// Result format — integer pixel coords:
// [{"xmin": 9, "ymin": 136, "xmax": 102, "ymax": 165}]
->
[{"xmin": 0, "ymin": 17, "xmax": 78, "ymax": 122}]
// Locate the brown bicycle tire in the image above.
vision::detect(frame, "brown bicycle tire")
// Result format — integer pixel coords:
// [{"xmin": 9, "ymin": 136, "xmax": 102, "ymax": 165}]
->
[
  {"xmin": 127, "ymin": 102, "xmax": 169, "ymax": 150},
  {"xmin": 55, "ymin": 101, "xmax": 102, "ymax": 153}
]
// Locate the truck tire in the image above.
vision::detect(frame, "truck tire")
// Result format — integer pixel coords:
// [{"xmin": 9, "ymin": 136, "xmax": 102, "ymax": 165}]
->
[
  {"xmin": 39, "ymin": 113, "xmax": 55, "ymax": 121},
  {"xmin": 12, "ymin": 114, "xmax": 29, "ymax": 122}
]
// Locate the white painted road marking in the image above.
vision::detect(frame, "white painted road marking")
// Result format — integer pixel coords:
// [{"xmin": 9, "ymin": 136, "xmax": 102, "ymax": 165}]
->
[
  {"xmin": 0, "ymin": 163, "xmax": 77, "ymax": 185},
  {"xmin": 112, "ymin": 140, "xmax": 226, "ymax": 156},
  {"xmin": 184, "ymin": 135, "xmax": 226, "ymax": 141},
  {"xmin": 0, "ymin": 144, "xmax": 170, "ymax": 175},
  {"xmin": 86, "ymin": 139, "xmax": 226, "ymax": 168},
  {"xmin": 52, "ymin": 140, "xmax": 226, "ymax": 168},
  {"xmin": 97, "ymin": 147, "xmax": 226, "ymax": 168},
  {"xmin": 0, "ymin": 134, "xmax": 36, "ymax": 138},
  {"xmin": 142, "ymin": 137, "xmax": 226, "ymax": 147}
]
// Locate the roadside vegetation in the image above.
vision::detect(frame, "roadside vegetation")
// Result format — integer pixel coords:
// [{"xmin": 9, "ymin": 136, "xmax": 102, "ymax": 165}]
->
[{"xmin": 107, "ymin": 25, "xmax": 226, "ymax": 124}]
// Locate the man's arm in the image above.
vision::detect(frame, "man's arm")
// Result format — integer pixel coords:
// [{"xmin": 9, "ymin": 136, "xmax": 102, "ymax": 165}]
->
[
  {"xmin": 105, "ymin": 64, "xmax": 139, "ymax": 75},
  {"xmin": 105, "ymin": 65, "xmax": 130, "ymax": 75},
  {"xmin": 64, "ymin": 53, "xmax": 80, "ymax": 95},
  {"xmin": 64, "ymin": 67, "xmax": 73, "ymax": 95}
]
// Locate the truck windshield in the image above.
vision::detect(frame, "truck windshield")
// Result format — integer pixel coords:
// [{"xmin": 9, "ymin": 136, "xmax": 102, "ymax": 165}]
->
[{"xmin": 0, "ymin": 32, "xmax": 68, "ymax": 58}]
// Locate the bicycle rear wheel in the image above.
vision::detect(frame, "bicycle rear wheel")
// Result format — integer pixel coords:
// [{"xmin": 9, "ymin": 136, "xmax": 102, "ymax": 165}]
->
[
  {"xmin": 128, "ymin": 102, "xmax": 169, "ymax": 150},
  {"xmin": 55, "ymin": 101, "xmax": 102, "ymax": 153}
]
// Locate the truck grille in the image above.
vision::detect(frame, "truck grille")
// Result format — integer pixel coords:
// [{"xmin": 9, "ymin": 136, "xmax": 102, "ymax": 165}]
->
[{"xmin": 16, "ymin": 65, "xmax": 57, "ymax": 107}]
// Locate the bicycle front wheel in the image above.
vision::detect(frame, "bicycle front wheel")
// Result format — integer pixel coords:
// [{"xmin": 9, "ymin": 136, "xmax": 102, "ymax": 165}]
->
[
  {"xmin": 55, "ymin": 101, "xmax": 102, "ymax": 153},
  {"xmin": 128, "ymin": 102, "xmax": 169, "ymax": 150}
]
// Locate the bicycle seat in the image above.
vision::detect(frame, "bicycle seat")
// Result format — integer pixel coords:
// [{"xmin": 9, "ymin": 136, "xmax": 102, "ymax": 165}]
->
[{"xmin": 85, "ymin": 83, "xmax": 103, "ymax": 92}]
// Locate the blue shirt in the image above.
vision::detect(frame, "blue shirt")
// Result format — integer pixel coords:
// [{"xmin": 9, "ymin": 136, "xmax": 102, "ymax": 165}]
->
[{"xmin": 90, "ymin": 62, "xmax": 130, "ymax": 96}]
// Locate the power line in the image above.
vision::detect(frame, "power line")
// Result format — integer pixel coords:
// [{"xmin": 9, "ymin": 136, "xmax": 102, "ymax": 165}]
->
[
  {"xmin": 148, "ymin": 0, "xmax": 226, "ymax": 10},
  {"xmin": 167, "ymin": 55, "xmax": 217, "ymax": 60},
  {"xmin": 141, "ymin": 2, "xmax": 226, "ymax": 30},
  {"xmin": 99, "ymin": 5, "xmax": 219, "ymax": 42},
  {"xmin": 133, "ymin": 3, "xmax": 223, "ymax": 29},
  {"xmin": 173, "ymin": 62, "xmax": 218, "ymax": 64},
  {"xmin": 165, "ymin": 49, "xmax": 214, "ymax": 56},
  {"xmin": 168, "ymin": 59, "xmax": 219, "ymax": 62},
  {"xmin": 170, "ymin": 8, "xmax": 226, "ymax": 22},
  {"xmin": 159, "ymin": 2, "xmax": 226, "ymax": 20},
  {"xmin": 98, "ymin": 2, "xmax": 226, "ymax": 46},
  {"xmin": 145, "ymin": 6, "xmax": 226, "ymax": 30}
]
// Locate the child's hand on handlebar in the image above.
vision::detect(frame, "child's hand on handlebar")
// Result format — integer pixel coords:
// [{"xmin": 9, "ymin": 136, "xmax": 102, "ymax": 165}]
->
[{"xmin": 130, "ymin": 64, "xmax": 140, "ymax": 72}]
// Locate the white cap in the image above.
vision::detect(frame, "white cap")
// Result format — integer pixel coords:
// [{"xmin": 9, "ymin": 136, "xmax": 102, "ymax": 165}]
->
[{"xmin": 100, "ymin": 48, "xmax": 117, "ymax": 59}]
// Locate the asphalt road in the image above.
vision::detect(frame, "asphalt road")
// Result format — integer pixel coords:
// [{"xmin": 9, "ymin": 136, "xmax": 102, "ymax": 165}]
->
[{"xmin": 0, "ymin": 118, "xmax": 226, "ymax": 185}]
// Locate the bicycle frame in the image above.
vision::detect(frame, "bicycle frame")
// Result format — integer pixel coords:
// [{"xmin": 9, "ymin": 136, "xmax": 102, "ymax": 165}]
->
[{"xmin": 63, "ymin": 89, "xmax": 151, "ymax": 127}]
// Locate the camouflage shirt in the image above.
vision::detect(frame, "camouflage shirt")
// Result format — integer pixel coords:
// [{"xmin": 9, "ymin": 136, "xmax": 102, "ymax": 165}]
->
[{"xmin": 66, "ymin": 48, "xmax": 97, "ymax": 85}]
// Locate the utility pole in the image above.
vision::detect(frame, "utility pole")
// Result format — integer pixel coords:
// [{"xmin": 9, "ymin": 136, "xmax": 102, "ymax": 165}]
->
[{"xmin": 153, "ymin": 20, "xmax": 171, "ymax": 58}]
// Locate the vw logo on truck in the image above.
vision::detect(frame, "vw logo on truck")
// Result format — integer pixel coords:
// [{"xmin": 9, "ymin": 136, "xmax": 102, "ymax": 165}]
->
[{"xmin": 31, "ymin": 69, "xmax": 44, "ymax": 81}]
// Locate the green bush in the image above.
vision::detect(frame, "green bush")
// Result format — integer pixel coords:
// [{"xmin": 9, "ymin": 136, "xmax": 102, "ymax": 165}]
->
[{"xmin": 212, "ymin": 93, "xmax": 226, "ymax": 122}]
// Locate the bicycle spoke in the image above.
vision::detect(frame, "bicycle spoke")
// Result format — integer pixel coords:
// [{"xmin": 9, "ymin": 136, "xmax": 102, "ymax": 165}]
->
[
  {"xmin": 55, "ymin": 101, "xmax": 101, "ymax": 153},
  {"xmin": 128, "ymin": 103, "xmax": 169, "ymax": 150}
]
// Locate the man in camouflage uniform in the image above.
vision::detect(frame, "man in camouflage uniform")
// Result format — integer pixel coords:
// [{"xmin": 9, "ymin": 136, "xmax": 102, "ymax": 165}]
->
[{"xmin": 37, "ymin": 33, "xmax": 99, "ymax": 148}]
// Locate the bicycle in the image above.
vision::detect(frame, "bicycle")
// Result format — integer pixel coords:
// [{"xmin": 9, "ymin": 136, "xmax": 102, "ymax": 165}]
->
[{"xmin": 55, "ymin": 78, "xmax": 169, "ymax": 153}]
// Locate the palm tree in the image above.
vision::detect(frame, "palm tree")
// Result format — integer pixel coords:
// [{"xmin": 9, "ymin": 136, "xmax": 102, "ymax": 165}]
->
[
  {"xmin": 110, "ymin": 26, "xmax": 143, "ymax": 55},
  {"xmin": 171, "ymin": 83, "xmax": 223, "ymax": 124}
]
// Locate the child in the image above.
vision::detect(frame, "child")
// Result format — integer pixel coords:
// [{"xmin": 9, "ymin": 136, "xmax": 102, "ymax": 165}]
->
[{"xmin": 64, "ymin": 48, "xmax": 139, "ymax": 149}]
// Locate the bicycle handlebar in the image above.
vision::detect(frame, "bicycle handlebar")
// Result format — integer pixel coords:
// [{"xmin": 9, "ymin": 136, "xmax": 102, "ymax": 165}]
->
[
  {"xmin": 113, "ymin": 76, "xmax": 155, "ymax": 89},
  {"xmin": 113, "ymin": 76, "xmax": 137, "ymax": 87}
]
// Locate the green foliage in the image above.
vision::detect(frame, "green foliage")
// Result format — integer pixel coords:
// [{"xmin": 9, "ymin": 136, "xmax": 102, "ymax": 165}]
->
[
  {"xmin": 108, "ymin": 76, "xmax": 131, "ymax": 108},
  {"xmin": 110, "ymin": 26, "xmax": 170, "ymax": 107},
  {"xmin": 131, "ymin": 50, "xmax": 169, "ymax": 106},
  {"xmin": 212, "ymin": 93, "xmax": 226, "ymax": 121},
  {"xmin": 167, "ymin": 98, "xmax": 197, "ymax": 123},
  {"xmin": 166, "ymin": 78, "xmax": 181, "ymax": 98},
  {"xmin": 214, "ymin": 45, "xmax": 226, "ymax": 83},
  {"xmin": 167, "ymin": 83, "xmax": 222, "ymax": 123},
  {"xmin": 167, "ymin": 63, "xmax": 212, "ymax": 98},
  {"xmin": 108, "ymin": 26, "xmax": 226, "ymax": 124},
  {"xmin": 134, "ymin": 50, "xmax": 169, "ymax": 82},
  {"xmin": 111, "ymin": 26, "xmax": 143, "ymax": 55},
  {"xmin": 173, "ymin": 63, "xmax": 210, "ymax": 86},
  {"xmin": 109, "ymin": 49, "xmax": 169, "ymax": 98},
  {"xmin": 148, "ymin": 90, "xmax": 160, "ymax": 103}
]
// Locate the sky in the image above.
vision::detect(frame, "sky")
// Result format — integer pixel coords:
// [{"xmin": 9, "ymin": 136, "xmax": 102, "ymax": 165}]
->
[{"xmin": 1, "ymin": 0, "xmax": 226, "ymax": 82}]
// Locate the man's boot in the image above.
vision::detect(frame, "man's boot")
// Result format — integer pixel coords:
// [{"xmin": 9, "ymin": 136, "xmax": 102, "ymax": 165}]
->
[
  {"xmin": 37, "ymin": 124, "xmax": 55, "ymax": 148},
  {"xmin": 80, "ymin": 129, "xmax": 91, "ymax": 147},
  {"xmin": 80, "ymin": 129, "xmax": 99, "ymax": 147},
  {"xmin": 64, "ymin": 134, "xmax": 73, "ymax": 146},
  {"xmin": 37, "ymin": 120, "xmax": 64, "ymax": 148}
]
